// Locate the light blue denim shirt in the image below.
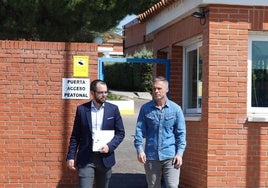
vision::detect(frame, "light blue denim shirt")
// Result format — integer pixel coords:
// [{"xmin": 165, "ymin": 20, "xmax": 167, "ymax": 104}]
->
[{"xmin": 134, "ymin": 99, "xmax": 186, "ymax": 161}]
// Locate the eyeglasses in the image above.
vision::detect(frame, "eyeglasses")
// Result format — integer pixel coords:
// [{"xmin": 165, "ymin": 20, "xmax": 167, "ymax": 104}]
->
[{"xmin": 95, "ymin": 91, "xmax": 108, "ymax": 95}]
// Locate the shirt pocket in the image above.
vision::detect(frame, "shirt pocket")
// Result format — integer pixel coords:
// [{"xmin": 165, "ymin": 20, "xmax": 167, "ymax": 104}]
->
[
  {"xmin": 164, "ymin": 113, "xmax": 175, "ymax": 130},
  {"xmin": 145, "ymin": 113, "xmax": 157, "ymax": 126}
]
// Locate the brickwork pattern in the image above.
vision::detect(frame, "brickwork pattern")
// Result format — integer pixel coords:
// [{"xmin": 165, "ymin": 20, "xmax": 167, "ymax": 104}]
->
[
  {"xmin": 124, "ymin": 4, "xmax": 268, "ymax": 188},
  {"xmin": 0, "ymin": 40, "xmax": 98, "ymax": 187}
]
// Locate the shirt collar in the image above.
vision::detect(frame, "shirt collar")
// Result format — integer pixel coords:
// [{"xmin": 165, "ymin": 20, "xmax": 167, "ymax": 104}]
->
[
  {"xmin": 91, "ymin": 101, "xmax": 105, "ymax": 110},
  {"xmin": 152, "ymin": 98, "xmax": 170, "ymax": 108}
]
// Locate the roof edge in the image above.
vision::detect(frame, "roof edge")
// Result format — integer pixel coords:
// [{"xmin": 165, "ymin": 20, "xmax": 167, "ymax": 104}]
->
[
  {"xmin": 138, "ymin": 0, "xmax": 179, "ymax": 23},
  {"xmin": 137, "ymin": 0, "xmax": 268, "ymax": 23}
]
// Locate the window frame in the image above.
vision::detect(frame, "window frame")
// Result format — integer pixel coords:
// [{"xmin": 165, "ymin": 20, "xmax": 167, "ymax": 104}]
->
[
  {"xmin": 247, "ymin": 33, "xmax": 268, "ymax": 121},
  {"xmin": 183, "ymin": 40, "xmax": 203, "ymax": 115}
]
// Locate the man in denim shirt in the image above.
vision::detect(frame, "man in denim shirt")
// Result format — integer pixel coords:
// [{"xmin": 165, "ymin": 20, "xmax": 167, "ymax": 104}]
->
[{"xmin": 134, "ymin": 76, "xmax": 186, "ymax": 188}]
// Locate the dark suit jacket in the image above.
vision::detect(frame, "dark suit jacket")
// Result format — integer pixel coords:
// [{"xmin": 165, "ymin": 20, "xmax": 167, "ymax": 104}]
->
[{"xmin": 66, "ymin": 101, "xmax": 125, "ymax": 169}]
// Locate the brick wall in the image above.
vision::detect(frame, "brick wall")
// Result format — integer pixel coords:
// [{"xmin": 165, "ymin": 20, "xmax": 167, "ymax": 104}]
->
[
  {"xmin": 124, "ymin": 4, "xmax": 268, "ymax": 188},
  {"xmin": 206, "ymin": 5, "xmax": 268, "ymax": 188},
  {"xmin": 0, "ymin": 40, "xmax": 98, "ymax": 187},
  {"xmin": 124, "ymin": 22, "xmax": 152, "ymax": 54}
]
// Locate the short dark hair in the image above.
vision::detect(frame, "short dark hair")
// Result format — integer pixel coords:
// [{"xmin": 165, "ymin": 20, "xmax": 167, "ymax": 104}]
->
[{"xmin": 90, "ymin": 79, "xmax": 107, "ymax": 92}]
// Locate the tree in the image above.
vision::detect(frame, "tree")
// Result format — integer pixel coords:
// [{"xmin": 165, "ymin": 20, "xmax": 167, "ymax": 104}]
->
[{"xmin": 0, "ymin": 0, "xmax": 159, "ymax": 42}]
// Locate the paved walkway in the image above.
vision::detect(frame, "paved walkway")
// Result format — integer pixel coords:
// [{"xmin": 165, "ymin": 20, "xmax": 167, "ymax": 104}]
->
[
  {"xmin": 109, "ymin": 97, "xmax": 149, "ymax": 188},
  {"xmin": 109, "ymin": 90, "xmax": 152, "ymax": 100}
]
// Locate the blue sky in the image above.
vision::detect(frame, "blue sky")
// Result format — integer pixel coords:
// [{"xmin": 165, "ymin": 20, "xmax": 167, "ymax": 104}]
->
[{"xmin": 117, "ymin": 14, "xmax": 137, "ymax": 30}]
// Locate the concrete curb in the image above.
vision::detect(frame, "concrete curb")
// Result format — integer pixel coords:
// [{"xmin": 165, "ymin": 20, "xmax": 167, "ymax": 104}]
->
[
  {"xmin": 109, "ymin": 90, "xmax": 152, "ymax": 100},
  {"xmin": 108, "ymin": 90, "xmax": 151, "ymax": 115},
  {"xmin": 107, "ymin": 99, "xmax": 134, "ymax": 114}
]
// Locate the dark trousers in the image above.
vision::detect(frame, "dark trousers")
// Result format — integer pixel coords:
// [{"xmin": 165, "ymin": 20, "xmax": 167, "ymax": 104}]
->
[{"xmin": 78, "ymin": 153, "xmax": 112, "ymax": 188}]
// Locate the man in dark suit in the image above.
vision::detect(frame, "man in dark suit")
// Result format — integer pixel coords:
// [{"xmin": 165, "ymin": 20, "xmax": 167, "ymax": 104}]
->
[{"xmin": 66, "ymin": 79, "xmax": 125, "ymax": 188}]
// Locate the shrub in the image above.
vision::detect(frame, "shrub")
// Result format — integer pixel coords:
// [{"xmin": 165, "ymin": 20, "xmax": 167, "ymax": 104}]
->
[{"xmin": 104, "ymin": 47, "xmax": 153, "ymax": 92}]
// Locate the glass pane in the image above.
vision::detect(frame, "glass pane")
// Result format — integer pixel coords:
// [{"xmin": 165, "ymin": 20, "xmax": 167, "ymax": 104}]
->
[
  {"xmin": 252, "ymin": 41, "xmax": 268, "ymax": 107},
  {"xmin": 187, "ymin": 49, "xmax": 197, "ymax": 108},
  {"xmin": 198, "ymin": 46, "xmax": 203, "ymax": 108}
]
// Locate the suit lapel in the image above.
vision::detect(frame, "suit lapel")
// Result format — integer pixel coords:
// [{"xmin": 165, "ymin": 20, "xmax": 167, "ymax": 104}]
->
[
  {"xmin": 86, "ymin": 101, "xmax": 93, "ymax": 132},
  {"xmin": 102, "ymin": 103, "xmax": 109, "ymax": 130}
]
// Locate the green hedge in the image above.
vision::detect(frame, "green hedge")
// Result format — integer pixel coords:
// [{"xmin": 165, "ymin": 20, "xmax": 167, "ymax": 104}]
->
[
  {"xmin": 104, "ymin": 63, "xmax": 152, "ymax": 92},
  {"xmin": 104, "ymin": 47, "xmax": 154, "ymax": 92}
]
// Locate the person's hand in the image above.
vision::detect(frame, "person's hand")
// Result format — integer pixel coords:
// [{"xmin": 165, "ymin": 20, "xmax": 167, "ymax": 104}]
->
[
  {"xmin": 67, "ymin": 159, "xmax": 76, "ymax": 170},
  {"xmin": 172, "ymin": 155, "xmax": 182, "ymax": 169},
  {"xmin": 100, "ymin": 144, "xmax": 109, "ymax": 153},
  {"xmin": 137, "ymin": 152, "xmax": 146, "ymax": 164}
]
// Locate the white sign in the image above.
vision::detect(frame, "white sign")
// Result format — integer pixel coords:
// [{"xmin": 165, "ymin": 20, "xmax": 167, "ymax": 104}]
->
[{"xmin": 62, "ymin": 78, "xmax": 90, "ymax": 99}]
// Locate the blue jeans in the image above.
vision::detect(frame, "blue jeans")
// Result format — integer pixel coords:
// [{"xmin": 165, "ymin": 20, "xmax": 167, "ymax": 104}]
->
[
  {"xmin": 78, "ymin": 153, "xmax": 112, "ymax": 188},
  {"xmin": 144, "ymin": 159, "xmax": 180, "ymax": 188}
]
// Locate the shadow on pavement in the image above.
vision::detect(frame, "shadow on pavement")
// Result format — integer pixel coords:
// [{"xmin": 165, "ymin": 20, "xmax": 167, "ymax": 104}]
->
[
  {"xmin": 109, "ymin": 173, "xmax": 147, "ymax": 188},
  {"xmin": 108, "ymin": 97, "xmax": 149, "ymax": 188}
]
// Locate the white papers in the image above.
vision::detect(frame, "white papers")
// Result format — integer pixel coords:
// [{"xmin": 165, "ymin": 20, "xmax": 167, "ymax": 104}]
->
[{"xmin": 93, "ymin": 130, "xmax": 114, "ymax": 152}]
